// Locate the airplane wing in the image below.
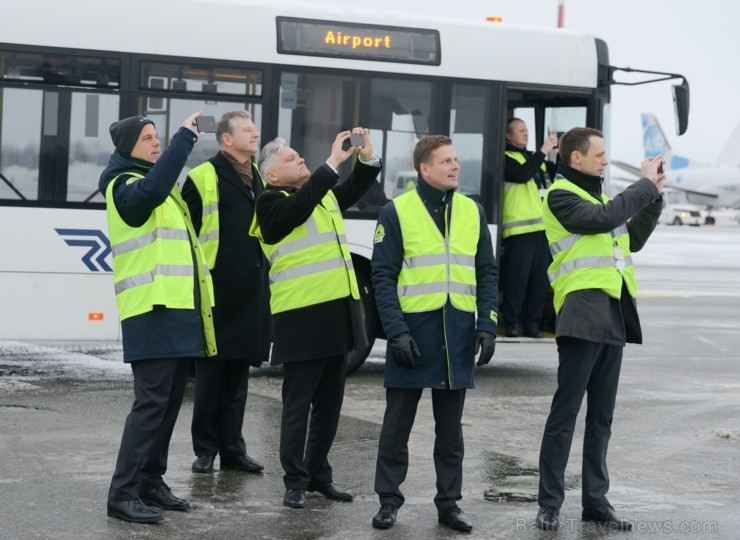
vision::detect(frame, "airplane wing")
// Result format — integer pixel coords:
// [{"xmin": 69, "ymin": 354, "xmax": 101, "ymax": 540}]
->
[
  {"xmin": 610, "ymin": 160, "xmax": 641, "ymax": 177},
  {"xmin": 669, "ymin": 186, "xmax": 719, "ymax": 199}
]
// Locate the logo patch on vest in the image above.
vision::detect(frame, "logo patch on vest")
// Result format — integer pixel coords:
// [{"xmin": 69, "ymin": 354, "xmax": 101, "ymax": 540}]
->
[{"xmin": 373, "ymin": 224, "xmax": 385, "ymax": 244}]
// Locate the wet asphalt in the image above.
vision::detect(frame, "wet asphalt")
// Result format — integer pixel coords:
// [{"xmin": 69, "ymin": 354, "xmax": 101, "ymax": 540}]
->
[{"xmin": 1, "ymin": 227, "xmax": 739, "ymax": 539}]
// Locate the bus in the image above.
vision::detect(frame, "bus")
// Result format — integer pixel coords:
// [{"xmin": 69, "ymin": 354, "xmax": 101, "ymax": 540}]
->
[{"xmin": 0, "ymin": 0, "xmax": 688, "ymax": 372}]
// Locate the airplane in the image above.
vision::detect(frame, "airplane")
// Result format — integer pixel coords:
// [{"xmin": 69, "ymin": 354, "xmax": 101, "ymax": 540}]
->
[{"xmin": 611, "ymin": 113, "xmax": 740, "ymax": 208}]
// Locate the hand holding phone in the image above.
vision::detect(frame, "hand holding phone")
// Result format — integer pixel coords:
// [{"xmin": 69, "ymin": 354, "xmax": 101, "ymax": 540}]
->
[
  {"xmin": 195, "ymin": 115, "xmax": 217, "ymax": 133},
  {"xmin": 350, "ymin": 132, "xmax": 365, "ymax": 148}
]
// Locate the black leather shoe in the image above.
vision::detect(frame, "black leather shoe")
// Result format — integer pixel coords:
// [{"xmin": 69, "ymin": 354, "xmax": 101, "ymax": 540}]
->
[
  {"xmin": 536, "ymin": 506, "xmax": 560, "ymax": 531},
  {"xmin": 307, "ymin": 481, "xmax": 354, "ymax": 501},
  {"xmin": 140, "ymin": 484, "xmax": 190, "ymax": 511},
  {"xmin": 372, "ymin": 504, "xmax": 398, "ymax": 529},
  {"xmin": 582, "ymin": 505, "xmax": 633, "ymax": 530},
  {"xmin": 438, "ymin": 507, "xmax": 473, "ymax": 532},
  {"xmin": 283, "ymin": 489, "xmax": 306, "ymax": 508},
  {"xmin": 107, "ymin": 498, "xmax": 164, "ymax": 523},
  {"xmin": 220, "ymin": 454, "xmax": 264, "ymax": 472},
  {"xmin": 192, "ymin": 455, "xmax": 215, "ymax": 473},
  {"xmin": 505, "ymin": 325, "xmax": 519, "ymax": 338},
  {"xmin": 524, "ymin": 327, "xmax": 544, "ymax": 338}
]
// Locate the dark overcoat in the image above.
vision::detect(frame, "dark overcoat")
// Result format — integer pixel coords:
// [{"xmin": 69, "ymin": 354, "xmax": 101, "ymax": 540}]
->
[{"xmin": 182, "ymin": 151, "xmax": 270, "ymax": 365}]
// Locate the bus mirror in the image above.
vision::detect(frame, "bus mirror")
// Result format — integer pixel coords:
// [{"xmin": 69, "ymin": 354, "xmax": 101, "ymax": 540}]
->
[
  {"xmin": 672, "ymin": 79, "xmax": 689, "ymax": 135},
  {"xmin": 608, "ymin": 66, "xmax": 690, "ymax": 136}
]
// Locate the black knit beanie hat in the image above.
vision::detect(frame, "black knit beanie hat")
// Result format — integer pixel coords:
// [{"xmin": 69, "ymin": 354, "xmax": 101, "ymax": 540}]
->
[{"xmin": 109, "ymin": 116, "xmax": 155, "ymax": 156}]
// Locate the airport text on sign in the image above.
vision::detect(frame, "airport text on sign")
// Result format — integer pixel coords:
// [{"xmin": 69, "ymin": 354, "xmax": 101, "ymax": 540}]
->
[{"xmin": 324, "ymin": 31, "xmax": 391, "ymax": 50}]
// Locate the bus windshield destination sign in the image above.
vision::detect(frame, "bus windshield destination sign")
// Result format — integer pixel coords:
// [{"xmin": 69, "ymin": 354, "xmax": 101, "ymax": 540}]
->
[{"xmin": 276, "ymin": 17, "xmax": 441, "ymax": 66}]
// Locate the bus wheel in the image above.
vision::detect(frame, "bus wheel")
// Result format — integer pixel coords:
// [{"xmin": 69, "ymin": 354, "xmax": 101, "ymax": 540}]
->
[{"xmin": 345, "ymin": 266, "xmax": 377, "ymax": 375}]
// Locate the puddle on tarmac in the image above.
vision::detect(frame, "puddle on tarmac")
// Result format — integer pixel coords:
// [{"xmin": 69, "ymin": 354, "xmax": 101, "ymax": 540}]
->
[
  {"xmin": 188, "ymin": 468, "xmax": 273, "ymax": 506},
  {"xmin": 482, "ymin": 451, "xmax": 580, "ymax": 503}
]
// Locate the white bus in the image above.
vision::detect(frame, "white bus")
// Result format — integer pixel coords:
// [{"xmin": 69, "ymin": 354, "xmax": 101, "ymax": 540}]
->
[{"xmin": 0, "ymin": 0, "xmax": 688, "ymax": 372}]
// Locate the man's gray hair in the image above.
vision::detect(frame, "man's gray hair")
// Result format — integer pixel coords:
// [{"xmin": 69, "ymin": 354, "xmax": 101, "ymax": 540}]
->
[
  {"xmin": 216, "ymin": 110, "xmax": 252, "ymax": 146},
  {"xmin": 258, "ymin": 137, "xmax": 289, "ymax": 177}
]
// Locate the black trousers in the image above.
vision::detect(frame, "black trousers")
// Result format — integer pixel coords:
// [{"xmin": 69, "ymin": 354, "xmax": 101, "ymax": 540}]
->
[
  {"xmin": 108, "ymin": 358, "xmax": 191, "ymax": 502},
  {"xmin": 191, "ymin": 358, "xmax": 250, "ymax": 458},
  {"xmin": 280, "ymin": 355, "xmax": 346, "ymax": 489},
  {"xmin": 375, "ymin": 387, "xmax": 466, "ymax": 511},
  {"xmin": 500, "ymin": 230, "xmax": 550, "ymax": 329},
  {"xmin": 538, "ymin": 337, "xmax": 623, "ymax": 508}
]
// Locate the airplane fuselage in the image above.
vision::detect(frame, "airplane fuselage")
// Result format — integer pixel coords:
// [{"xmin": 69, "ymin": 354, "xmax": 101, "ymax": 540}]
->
[{"xmin": 670, "ymin": 167, "xmax": 740, "ymax": 208}]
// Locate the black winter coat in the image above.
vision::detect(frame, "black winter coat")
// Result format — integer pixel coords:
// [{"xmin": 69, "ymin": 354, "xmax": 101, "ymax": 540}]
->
[{"xmin": 182, "ymin": 152, "xmax": 270, "ymax": 365}]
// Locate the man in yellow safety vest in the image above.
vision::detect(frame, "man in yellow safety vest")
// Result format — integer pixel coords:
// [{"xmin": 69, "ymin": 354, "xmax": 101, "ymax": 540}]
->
[
  {"xmin": 250, "ymin": 129, "xmax": 381, "ymax": 510},
  {"xmin": 535, "ymin": 127, "xmax": 665, "ymax": 532},
  {"xmin": 183, "ymin": 110, "xmax": 269, "ymax": 476},
  {"xmin": 370, "ymin": 135, "xmax": 499, "ymax": 533},
  {"xmin": 100, "ymin": 112, "xmax": 215, "ymax": 524},
  {"xmin": 500, "ymin": 118, "xmax": 558, "ymax": 338}
]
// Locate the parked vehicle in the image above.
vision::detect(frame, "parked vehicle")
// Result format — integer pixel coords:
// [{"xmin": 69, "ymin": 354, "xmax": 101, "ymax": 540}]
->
[{"xmin": 659, "ymin": 189, "xmax": 709, "ymax": 226}]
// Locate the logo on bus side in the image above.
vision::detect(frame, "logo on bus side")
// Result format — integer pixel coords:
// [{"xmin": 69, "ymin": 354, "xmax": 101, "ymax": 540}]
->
[{"xmin": 55, "ymin": 228, "xmax": 112, "ymax": 272}]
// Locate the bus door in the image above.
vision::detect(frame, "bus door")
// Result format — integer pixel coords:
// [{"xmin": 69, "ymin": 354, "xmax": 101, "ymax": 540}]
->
[{"xmin": 505, "ymin": 90, "xmax": 590, "ymax": 332}]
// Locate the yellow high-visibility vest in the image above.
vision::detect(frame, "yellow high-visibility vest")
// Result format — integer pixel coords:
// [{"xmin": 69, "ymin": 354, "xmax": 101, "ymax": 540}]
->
[
  {"xmin": 250, "ymin": 190, "xmax": 359, "ymax": 314},
  {"xmin": 543, "ymin": 177, "xmax": 637, "ymax": 313},
  {"xmin": 105, "ymin": 172, "xmax": 217, "ymax": 356},
  {"xmin": 393, "ymin": 189, "xmax": 480, "ymax": 313},
  {"xmin": 502, "ymin": 150, "xmax": 547, "ymax": 238}
]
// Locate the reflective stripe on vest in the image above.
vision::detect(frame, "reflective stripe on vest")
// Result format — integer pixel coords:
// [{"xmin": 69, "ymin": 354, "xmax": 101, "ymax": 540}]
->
[
  {"xmin": 188, "ymin": 162, "xmax": 220, "ymax": 269},
  {"xmin": 543, "ymin": 177, "xmax": 638, "ymax": 313},
  {"xmin": 105, "ymin": 171, "xmax": 217, "ymax": 356},
  {"xmin": 114, "ymin": 263, "xmax": 194, "ymax": 295},
  {"xmin": 502, "ymin": 150, "xmax": 546, "ymax": 238},
  {"xmin": 249, "ymin": 190, "xmax": 359, "ymax": 314},
  {"xmin": 393, "ymin": 189, "xmax": 479, "ymax": 313}
]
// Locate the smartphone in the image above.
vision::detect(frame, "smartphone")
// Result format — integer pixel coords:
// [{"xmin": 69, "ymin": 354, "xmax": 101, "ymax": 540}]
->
[
  {"xmin": 658, "ymin": 162, "xmax": 664, "ymax": 174},
  {"xmin": 350, "ymin": 132, "xmax": 365, "ymax": 148},
  {"xmin": 195, "ymin": 115, "xmax": 216, "ymax": 133}
]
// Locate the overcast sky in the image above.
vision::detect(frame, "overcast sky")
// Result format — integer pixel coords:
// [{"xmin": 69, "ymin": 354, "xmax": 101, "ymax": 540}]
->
[{"xmin": 314, "ymin": 0, "xmax": 740, "ymax": 166}]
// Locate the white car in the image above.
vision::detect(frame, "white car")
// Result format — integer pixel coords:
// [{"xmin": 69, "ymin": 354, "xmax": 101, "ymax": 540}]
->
[
  {"xmin": 660, "ymin": 205, "xmax": 708, "ymax": 226},
  {"xmin": 659, "ymin": 189, "xmax": 709, "ymax": 226}
]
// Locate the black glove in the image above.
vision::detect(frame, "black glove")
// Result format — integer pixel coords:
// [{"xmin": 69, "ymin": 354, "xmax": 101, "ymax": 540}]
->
[
  {"xmin": 389, "ymin": 332, "xmax": 421, "ymax": 370},
  {"xmin": 473, "ymin": 330, "xmax": 496, "ymax": 366}
]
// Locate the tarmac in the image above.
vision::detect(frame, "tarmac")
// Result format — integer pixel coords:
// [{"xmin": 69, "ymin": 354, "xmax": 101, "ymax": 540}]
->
[{"xmin": 1, "ymin": 225, "xmax": 739, "ymax": 539}]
